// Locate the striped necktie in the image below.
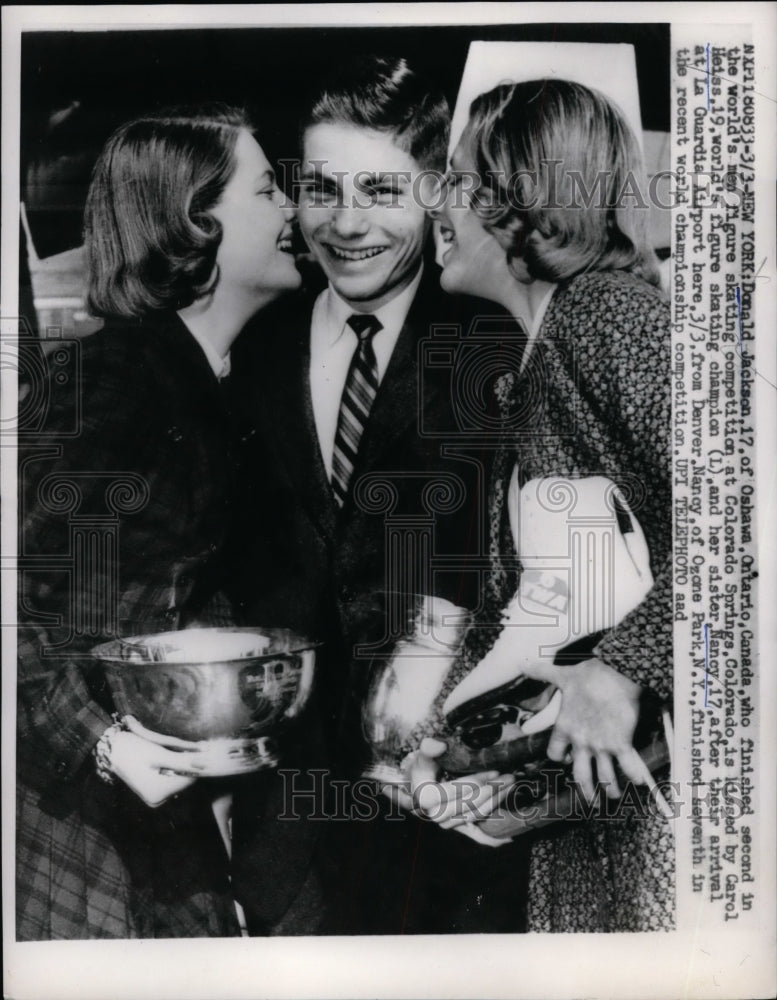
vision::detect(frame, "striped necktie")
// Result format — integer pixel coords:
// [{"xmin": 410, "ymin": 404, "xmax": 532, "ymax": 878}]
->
[{"xmin": 331, "ymin": 313, "xmax": 383, "ymax": 507}]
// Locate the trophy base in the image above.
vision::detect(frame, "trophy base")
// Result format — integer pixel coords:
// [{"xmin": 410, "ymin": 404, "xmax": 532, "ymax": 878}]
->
[
  {"xmin": 362, "ymin": 762, "xmax": 407, "ymax": 785},
  {"xmin": 123, "ymin": 716, "xmax": 279, "ymax": 775},
  {"xmin": 191, "ymin": 736, "xmax": 279, "ymax": 776}
]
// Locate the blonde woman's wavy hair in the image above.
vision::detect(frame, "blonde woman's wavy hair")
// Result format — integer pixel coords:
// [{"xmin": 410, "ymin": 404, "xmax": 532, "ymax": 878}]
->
[{"xmin": 465, "ymin": 79, "xmax": 661, "ymax": 286}]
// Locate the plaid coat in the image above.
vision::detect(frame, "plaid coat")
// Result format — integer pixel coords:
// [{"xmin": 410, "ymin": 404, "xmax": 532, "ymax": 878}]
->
[{"xmin": 16, "ymin": 313, "xmax": 242, "ymax": 940}]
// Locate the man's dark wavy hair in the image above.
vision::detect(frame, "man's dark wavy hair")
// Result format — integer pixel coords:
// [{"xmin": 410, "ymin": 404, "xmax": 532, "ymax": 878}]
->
[{"xmin": 302, "ymin": 55, "xmax": 450, "ymax": 173}]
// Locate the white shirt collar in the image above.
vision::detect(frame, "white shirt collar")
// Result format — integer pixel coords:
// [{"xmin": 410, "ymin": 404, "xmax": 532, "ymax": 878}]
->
[
  {"xmin": 322, "ymin": 264, "xmax": 424, "ymax": 346},
  {"xmin": 529, "ymin": 282, "xmax": 557, "ymax": 337},
  {"xmin": 308, "ymin": 264, "xmax": 424, "ymax": 479},
  {"xmin": 518, "ymin": 282, "xmax": 558, "ymax": 374},
  {"xmin": 187, "ymin": 327, "xmax": 232, "ymax": 380},
  {"xmin": 512, "ymin": 281, "xmax": 557, "ymax": 339}
]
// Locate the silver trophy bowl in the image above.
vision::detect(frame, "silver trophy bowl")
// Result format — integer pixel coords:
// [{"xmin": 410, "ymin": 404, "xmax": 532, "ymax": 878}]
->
[
  {"xmin": 361, "ymin": 596, "xmax": 472, "ymax": 784},
  {"xmin": 93, "ymin": 627, "xmax": 318, "ymax": 745}
]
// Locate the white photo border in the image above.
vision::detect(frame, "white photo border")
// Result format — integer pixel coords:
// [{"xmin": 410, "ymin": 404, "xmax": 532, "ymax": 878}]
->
[{"xmin": 2, "ymin": 5, "xmax": 775, "ymax": 1000}]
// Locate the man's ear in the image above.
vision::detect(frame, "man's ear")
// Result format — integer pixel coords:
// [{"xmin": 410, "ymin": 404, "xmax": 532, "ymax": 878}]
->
[{"xmin": 416, "ymin": 170, "xmax": 447, "ymax": 218}]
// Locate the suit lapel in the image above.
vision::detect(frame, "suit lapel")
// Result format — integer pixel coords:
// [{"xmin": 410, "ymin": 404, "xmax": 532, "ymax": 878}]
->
[
  {"xmin": 247, "ymin": 267, "xmax": 450, "ymax": 534},
  {"xmin": 354, "ymin": 270, "xmax": 444, "ymax": 477},
  {"xmin": 355, "ymin": 314, "xmax": 420, "ymax": 472},
  {"xmin": 257, "ymin": 308, "xmax": 337, "ymax": 540}
]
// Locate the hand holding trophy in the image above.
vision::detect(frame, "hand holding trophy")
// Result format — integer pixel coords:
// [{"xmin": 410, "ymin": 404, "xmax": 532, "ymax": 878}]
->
[
  {"xmin": 92, "ymin": 627, "xmax": 318, "ymax": 804},
  {"xmin": 362, "ymin": 476, "xmax": 672, "ymax": 839}
]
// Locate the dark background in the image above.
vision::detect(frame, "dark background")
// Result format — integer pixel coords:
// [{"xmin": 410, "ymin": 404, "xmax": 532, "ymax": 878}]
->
[{"xmin": 21, "ymin": 22, "xmax": 669, "ymax": 258}]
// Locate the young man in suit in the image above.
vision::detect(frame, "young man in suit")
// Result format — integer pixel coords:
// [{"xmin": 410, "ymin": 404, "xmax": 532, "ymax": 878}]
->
[{"xmin": 229, "ymin": 55, "xmax": 529, "ymax": 935}]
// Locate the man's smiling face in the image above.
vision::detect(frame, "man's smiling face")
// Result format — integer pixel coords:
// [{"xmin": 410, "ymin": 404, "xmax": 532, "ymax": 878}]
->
[{"xmin": 297, "ymin": 123, "xmax": 431, "ymax": 312}]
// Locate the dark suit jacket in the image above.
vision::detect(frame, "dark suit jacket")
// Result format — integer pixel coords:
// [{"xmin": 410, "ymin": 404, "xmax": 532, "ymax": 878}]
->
[
  {"xmin": 228, "ymin": 268, "xmax": 531, "ymax": 934},
  {"xmin": 229, "ymin": 267, "xmax": 491, "ymax": 750},
  {"xmin": 17, "ymin": 314, "xmax": 240, "ymax": 939}
]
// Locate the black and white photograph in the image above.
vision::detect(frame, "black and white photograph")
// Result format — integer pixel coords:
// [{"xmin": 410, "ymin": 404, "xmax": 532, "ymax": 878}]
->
[{"xmin": 2, "ymin": 4, "xmax": 775, "ymax": 999}]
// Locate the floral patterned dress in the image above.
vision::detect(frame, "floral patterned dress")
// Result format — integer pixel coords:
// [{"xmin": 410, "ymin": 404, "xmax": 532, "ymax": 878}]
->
[{"xmin": 469, "ymin": 269, "xmax": 674, "ymax": 932}]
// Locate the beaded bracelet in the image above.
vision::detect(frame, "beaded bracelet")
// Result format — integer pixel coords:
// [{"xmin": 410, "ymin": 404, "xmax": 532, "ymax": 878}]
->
[{"xmin": 93, "ymin": 716, "xmax": 125, "ymax": 785}]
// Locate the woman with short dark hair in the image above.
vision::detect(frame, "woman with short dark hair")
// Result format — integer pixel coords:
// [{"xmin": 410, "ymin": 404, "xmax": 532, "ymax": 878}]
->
[{"xmin": 17, "ymin": 107, "xmax": 300, "ymax": 939}]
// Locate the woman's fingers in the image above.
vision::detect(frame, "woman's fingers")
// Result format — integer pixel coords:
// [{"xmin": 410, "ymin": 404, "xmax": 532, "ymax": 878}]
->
[
  {"xmin": 572, "ymin": 750, "xmax": 596, "ymax": 802},
  {"xmin": 418, "ymin": 737, "xmax": 448, "ymax": 758},
  {"xmin": 478, "ymin": 776, "xmax": 518, "ymax": 817},
  {"xmin": 595, "ymin": 752, "xmax": 622, "ymax": 799},
  {"xmin": 396, "ymin": 743, "xmax": 519, "ymax": 825},
  {"xmin": 415, "ymin": 773, "xmax": 515, "ymax": 825},
  {"xmin": 520, "ymin": 689, "xmax": 562, "ymax": 735},
  {"xmin": 405, "ymin": 749, "xmax": 442, "ymax": 793},
  {"xmin": 381, "ymin": 783, "xmax": 415, "ymax": 813},
  {"xmin": 414, "ymin": 778, "xmax": 454, "ymax": 819},
  {"xmin": 152, "ymin": 746, "xmax": 208, "ymax": 775},
  {"xmin": 109, "ymin": 732, "xmax": 198, "ymax": 806},
  {"xmin": 616, "ymin": 747, "xmax": 675, "ymax": 819},
  {"xmin": 115, "ymin": 732, "xmax": 207, "ymax": 774},
  {"xmin": 562, "ymin": 744, "xmax": 672, "ymax": 818},
  {"xmin": 405, "ymin": 750, "xmax": 499, "ymax": 821},
  {"xmin": 450, "ymin": 769, "xmax": 501, "ymax": 786},
  {"xmin": 616, "ymin": 745, "xmax": 656, "ymax": 787},
  {"xmin": 546, "ymin": 726, "xmax": 571, "ymax": 762},
  {"xmin": 122, "ymin": 714, "xmax": 202, "ymax": 750}
]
